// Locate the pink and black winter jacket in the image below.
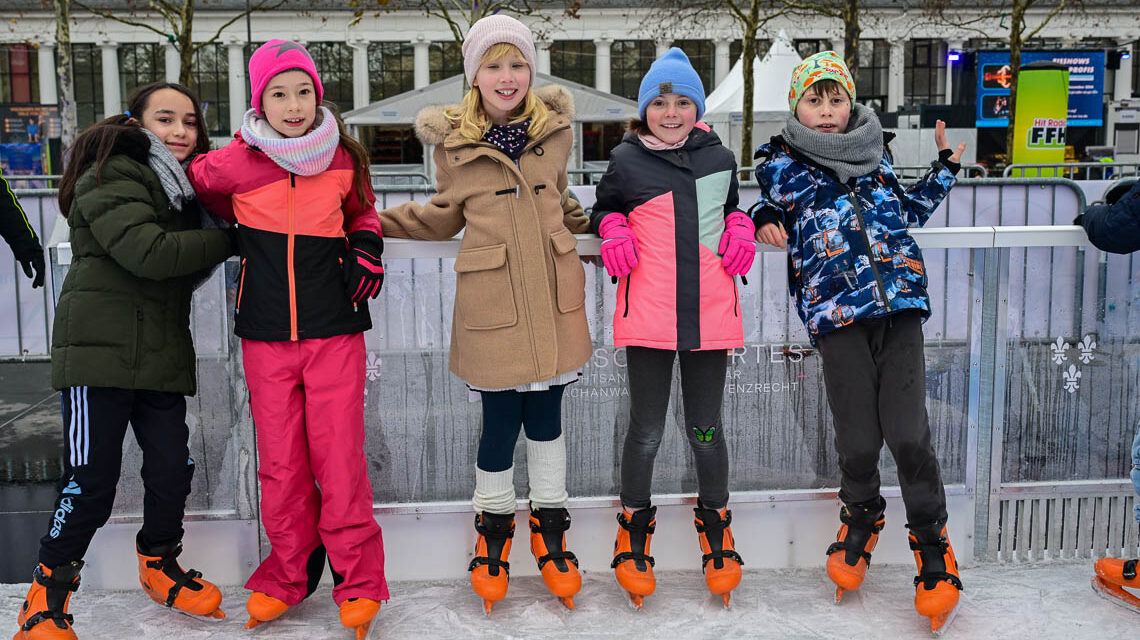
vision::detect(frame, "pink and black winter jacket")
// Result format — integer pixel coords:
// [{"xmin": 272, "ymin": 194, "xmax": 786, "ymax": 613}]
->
[
  {"xmin": 187, "ymin": 133, "xmax": 381, "ymax": 342},
  {"xmin": 589, "ymin": 123, "xmax": 745, "ymax": 351}
]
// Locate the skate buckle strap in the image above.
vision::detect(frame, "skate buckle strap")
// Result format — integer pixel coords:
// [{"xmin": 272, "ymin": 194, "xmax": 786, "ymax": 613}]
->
[
  {"xmin": 840, "ymin": 508, "xmax": 886, "ymax": 533},
  {"xmin": 617, "ymin": 511, "xmax": 656, "ymax": 535},
  {"xmin": 536, "ymin": 549, "xmax": 579, "ymax": 570},
  {"xmin": 33, "ymin": 567, "xmax": 81, "ymax": 591},
  {"xmin": 162, "ymin": 567, "xmax": 204, "ymax": 607},
  {"xmin": 702, "ymin": 549, "xmax": 744, "ymax": 568},
  {"xmin": 826, "ymin": 540, "xmax": 873, "ymax": 563},
  {"xmin": 1125, "ymin": 559, "xmax": 1138, "ymax": 580},
  {"xmin": 21, "ymin": 610, "xmax": 74, "ymax": 632},
  {"xmin": 913, "ymin": 570, "xmax": 964, "ymax": 591},
  {"xmin": 468, "ymin": 556, "xmax": 510, "ymax": 573},
  {"xmin": 530, "ymin": 517, "xmax": 571, "ymax": 535},
  {"xmin": 611, "ymin": 551, "xmax": 655, "ymax": 569}
]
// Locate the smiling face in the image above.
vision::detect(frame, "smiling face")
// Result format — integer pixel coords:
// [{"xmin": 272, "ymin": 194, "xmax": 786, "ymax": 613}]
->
[
  {"xmin": 473, "ymin": 44, "xmax": 531, "ymax": 126},
  {"xmin": 794, "ymin": 81, "xmax": 852, "ymax": 134},
  {"xmin": 138, "ymin": 88, "xmax": 200, "ymax": 162},
  {"xmin": 260, "ymin": 69, "xmax": 318, "ymax": 138},
  {"xmin": 644, "ymin": 93, "xmax": 698, "ymax": 145}
]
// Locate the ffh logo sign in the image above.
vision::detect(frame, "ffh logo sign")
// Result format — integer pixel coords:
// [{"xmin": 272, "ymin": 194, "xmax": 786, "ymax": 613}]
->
[{"xmin": 1027, "ymin": 117, "xmax": 1067, "ymax": 148}]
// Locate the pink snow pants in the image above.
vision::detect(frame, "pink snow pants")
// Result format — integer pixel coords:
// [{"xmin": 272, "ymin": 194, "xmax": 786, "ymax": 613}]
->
[{"xmin": 242, "ymin": 333, "xmax": 389, "ymax": 605}]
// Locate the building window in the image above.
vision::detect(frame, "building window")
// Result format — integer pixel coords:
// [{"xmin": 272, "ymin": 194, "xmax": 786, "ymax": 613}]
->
[
  {"xmin": 793, "ymin": 39, "xmax": 829, "ymax": 59},
  {"xmin": 1, "ymin": 43, "xmax": 38, "ymax": 103},
  {"xmin": 191, "ymin": 43, "xmax": 229, "ymax": 137},
  {"xmin": 550, "ymin": 40, "xmax": 594, "ymax": 87},
  {"xmin": 581, "ymin": 122, "xmax": 626, "ymax": 162},
  {"xmin": 729, "ymin": 39, "xmax": 772, "ymax": 65},
  {"xmin": 72, "ymin": 44, "xmax": 103, "ymax": 130},
  {"xmin": 855, "ymin": 39, "xmax": 889, "ymax": 112},
  {"xmin": 370, "ymin": 42, "xmax": 414, "ymax": 100},
  {"xmin": 672, "ymin": 40, "xmax": 715, "ymax": 94},
  {"xmin": 360, "ymin": 126, "xmax": 423, "ymax": 165},
  {"xmin": 904, "ymin": 39, "xmax": 946, "ymax": 107},
  {"xmin": 611, "ymin": 40, "xmax": 655, "ymax": 101},
  {"xmin": 430, "ymin": 41, "xmax": 463, "ymax": 84},
  {"xmin": 118, "ymin": 43, "xmax": 164, "ymax": 102},
  {"xmin": 307, "ymin": 42, "xmax": 354, "ymax": 113}
]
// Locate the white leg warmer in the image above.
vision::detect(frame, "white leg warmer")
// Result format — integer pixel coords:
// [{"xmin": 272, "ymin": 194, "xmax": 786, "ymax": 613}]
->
[
  {"xmin": 526, "ymin": 435, "xmax": 569, "ymax": 509},
  {"xmin": 473, "ymin": 467, "xmax": 517, "ymax": 515}
]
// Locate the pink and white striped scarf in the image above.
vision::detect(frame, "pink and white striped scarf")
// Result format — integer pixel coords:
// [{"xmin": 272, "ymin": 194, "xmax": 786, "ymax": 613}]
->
[{"xmin": 240, "ymin": 106, "xmax": 339, "ymax": 176}]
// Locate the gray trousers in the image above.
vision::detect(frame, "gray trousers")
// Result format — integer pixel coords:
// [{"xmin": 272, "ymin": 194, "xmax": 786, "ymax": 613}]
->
[
  {"xmin": 620, "ymin": 346, "xmax": 730, "ymax": 510},
  {"xmin": 816, "ymin": 310, "xmax": 948, "ymax": 527}
]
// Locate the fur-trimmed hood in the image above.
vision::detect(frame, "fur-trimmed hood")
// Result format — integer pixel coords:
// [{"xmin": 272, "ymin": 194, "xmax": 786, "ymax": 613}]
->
[{"xmin": 413, "ymin": 84, "xmax": 575, "ymax": 147}]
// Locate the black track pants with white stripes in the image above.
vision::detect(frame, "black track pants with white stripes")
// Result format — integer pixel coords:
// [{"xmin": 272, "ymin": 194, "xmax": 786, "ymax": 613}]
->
[{"xmin": 38, "ymin": 386, "xmax": 195, "ymax": 568}]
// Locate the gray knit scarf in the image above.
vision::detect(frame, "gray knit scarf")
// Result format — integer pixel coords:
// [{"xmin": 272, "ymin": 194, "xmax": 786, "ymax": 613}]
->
[
  {"xmin": 782, "ymin": 103, "xmax": 883, "ymax": 184},
  {"xmin": 141, "ymin": 127, "xmax": 196, "ymax": 211}
]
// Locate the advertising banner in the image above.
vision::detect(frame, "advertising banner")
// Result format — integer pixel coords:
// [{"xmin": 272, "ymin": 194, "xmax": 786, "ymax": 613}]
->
[
  {"xmin": 1009, "ymin": 62, "xmax": 1069, "ymax": 175},
  {"xmin": 976, "ymin": 50, "xmax": 1104, "ymax": 127}
]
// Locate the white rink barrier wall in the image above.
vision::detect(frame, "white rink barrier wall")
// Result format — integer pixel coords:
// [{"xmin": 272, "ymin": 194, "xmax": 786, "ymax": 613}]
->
[{"xmin": 4, "ymin": 180, "xmax": 1138, "ymax": 588}]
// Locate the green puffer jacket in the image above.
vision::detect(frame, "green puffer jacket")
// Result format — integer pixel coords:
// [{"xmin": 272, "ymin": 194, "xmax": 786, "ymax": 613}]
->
[{"xmin": 51, "ymin": 132, "xmax": 234, "ymax": 396}]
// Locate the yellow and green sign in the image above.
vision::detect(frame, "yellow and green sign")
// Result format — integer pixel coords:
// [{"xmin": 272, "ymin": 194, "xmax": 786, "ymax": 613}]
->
[{"xmin": 1010, "ymin": 61, "xmax": 1069, "ymax": 177}]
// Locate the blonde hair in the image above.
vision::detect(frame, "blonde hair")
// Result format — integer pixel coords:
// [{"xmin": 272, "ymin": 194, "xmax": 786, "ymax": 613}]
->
[{"xmin": 446, "ymin": 42, "xmax": 551, "ymax": 145}]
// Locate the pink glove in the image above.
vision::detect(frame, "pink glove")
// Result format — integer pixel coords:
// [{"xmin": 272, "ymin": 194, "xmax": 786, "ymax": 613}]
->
[
  {"xmin": 598, "ymin": 213, "xmax": 639, "ymax": 279},
  {"xmin": 718, "ymin": 211, "xmax": 757, "ymax": 276}
]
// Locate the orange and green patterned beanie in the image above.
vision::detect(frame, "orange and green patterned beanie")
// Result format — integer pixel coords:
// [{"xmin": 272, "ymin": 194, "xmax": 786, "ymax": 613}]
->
[{"xmin": 788, "ymin": 50, "xmax": 856, "ymax": 112}]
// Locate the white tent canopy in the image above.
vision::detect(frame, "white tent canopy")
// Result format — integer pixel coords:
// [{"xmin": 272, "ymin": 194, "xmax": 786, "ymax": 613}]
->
[
  {"xmin": 343, "ymin": 72, "xmax": 637, "ymax": 126},
  {"xmin": 704, "ymin": 31, "xmax": 802, "ymax": 117}
]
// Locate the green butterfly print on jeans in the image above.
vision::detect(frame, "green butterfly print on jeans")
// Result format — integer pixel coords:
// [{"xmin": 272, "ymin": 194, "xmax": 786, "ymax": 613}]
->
[{"xmin": 693, "ymin": 426, "xmax": 716, "ymax": 443}]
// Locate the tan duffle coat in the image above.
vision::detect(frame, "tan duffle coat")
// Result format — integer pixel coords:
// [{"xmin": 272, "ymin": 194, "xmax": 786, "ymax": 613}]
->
[{"xmin": 378, "ymin": 85, "xmax": 592, "ymax": 389}]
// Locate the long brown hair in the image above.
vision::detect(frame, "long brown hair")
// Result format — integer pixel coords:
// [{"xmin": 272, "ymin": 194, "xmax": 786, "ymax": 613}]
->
[
  {"xmin": 58, "ymin": 82, "xmax": 210, "ymax": 215},
  {"xmin": 323, "ymin": 101, "xmax": 372, "ymax": 206}
]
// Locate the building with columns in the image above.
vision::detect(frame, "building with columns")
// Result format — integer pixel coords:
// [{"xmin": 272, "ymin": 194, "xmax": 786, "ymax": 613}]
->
[{"xmin": 1, "ymin": 0, "xmax": 1138, "ymax": 165}]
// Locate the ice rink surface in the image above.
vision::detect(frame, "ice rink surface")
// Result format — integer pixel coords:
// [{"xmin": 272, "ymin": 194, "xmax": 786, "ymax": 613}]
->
[{"xmin": 2, "ymin": 559, "xmax": 1135, "ymax": 639}]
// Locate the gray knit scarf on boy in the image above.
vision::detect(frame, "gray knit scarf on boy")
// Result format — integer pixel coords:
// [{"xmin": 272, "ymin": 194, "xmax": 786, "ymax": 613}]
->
[
  {"xmin": 141, "ymin": 127, "xmax": 196, "ymax": 212},
  {"xmin": 782, "ymin": 102, "xmax": 884, "ymax": 184}
]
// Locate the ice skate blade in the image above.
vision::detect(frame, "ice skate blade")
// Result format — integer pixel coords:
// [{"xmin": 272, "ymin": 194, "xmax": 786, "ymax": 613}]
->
[
  {"xmin": 626, "ymin": 593, "xmax": 644, "ymax": 610},
  {"xmin": 167, "ymin": 605, "xmax": 225, "ymax": 621},
  {"xmin": 482, "ymin": 600, "xmax": 494, "ymax": 615},
  {"xmin": 834, "ymin": 586, "xmax": 845, "ymax": 604},
  {"xmin": 1092, "ymin": 575, "xmax": 1140, "ymax": 613},
  {"xmin": 245, "ymin": 616, "xmax": 267, "ymax": 629},
  {"xmin": 928, "ymin": 603, "xmax": 960, "ymax": 636},
  {"xmin": 352, "ymin": 621, "xmax": 374, "ymax": 640},
  {"xmin": 559, "ymin": 596, "xmax": 575, "ymax": 610}
]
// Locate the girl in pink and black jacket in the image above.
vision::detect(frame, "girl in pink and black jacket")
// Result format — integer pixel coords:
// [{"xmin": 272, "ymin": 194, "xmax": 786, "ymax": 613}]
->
[
  {"xmin": 589, "ymin": 48, "xmax": 756, "ymax": 609},
  {"xmin": 187, "ymin": 40, "xmax": 387, "ymax": 637}
]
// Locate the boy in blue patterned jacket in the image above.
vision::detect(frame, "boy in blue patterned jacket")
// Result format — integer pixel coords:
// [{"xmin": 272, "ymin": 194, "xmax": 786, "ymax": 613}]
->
[{"xmin": 752, "ymin": 51, "xmax": 966, "ymax": 635}]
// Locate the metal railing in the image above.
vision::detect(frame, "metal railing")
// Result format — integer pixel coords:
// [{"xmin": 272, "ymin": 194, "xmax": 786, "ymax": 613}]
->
[{"xmin": 1004, "ymin": 162, "xmax": 1140, "ymax": 180}]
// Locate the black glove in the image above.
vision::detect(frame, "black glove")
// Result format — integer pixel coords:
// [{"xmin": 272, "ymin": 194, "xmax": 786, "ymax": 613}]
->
[
  {"xmin": 345, "ymin": 230, "xmax": 384, "ymax": 303},
  {"xmin": 16, "ymin": 243, "xmax": 45, "ymax": 288},
  {"xmin": 938, "ymin": 148, "xmax": 962, "ymax": 177}
]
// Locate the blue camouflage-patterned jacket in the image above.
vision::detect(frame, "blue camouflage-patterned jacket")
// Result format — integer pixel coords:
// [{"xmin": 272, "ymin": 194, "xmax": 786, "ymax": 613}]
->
[{"xmin": 751, "ymin": 135, "xmax": 956, "ymax": 342}]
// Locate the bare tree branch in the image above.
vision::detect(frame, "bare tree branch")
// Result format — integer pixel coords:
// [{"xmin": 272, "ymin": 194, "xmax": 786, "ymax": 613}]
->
[{"xmin": 73, "ymin": 0, "xmax": 170, "ymax": 37}]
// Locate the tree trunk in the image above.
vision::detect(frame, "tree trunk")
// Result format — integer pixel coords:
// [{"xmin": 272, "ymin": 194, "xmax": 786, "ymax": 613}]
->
[
  {"xmin": 739, "ymin": 0, "xmax": 760, "ymax": 174},
  {"xmin": 178, "ymin": 1, "xmax": 196, "ymax": 87},
  {"xmin": 843, "ymin": 0, "xmax": 860, "ymax": 83},
  {"xmin": 1004, "ymin": 2, "xmax": 1026, "ymax": 162},
  {"xmin": 54, "ymin": 0, "xmax": 77, "ymax": 155}
]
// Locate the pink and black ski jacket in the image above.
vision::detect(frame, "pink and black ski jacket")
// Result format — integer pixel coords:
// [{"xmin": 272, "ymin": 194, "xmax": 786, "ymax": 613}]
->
[{"xmin": 589, "ymin": 123, "xmax": 745, "ymax": 351}]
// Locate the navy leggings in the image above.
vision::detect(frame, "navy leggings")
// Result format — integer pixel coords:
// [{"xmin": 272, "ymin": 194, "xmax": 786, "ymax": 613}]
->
[{"xmin": 476, "ymin": 385, "xmax": 566, "ymax": 472}]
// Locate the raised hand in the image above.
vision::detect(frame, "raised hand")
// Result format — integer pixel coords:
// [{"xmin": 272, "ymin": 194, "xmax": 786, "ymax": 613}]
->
[{"xmin": 934, "ymin": 119, "xmax": 967, "ymax": 164}]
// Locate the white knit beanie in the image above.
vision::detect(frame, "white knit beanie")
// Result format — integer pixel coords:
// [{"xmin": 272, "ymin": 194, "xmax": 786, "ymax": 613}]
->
[{"xmin": 462, "ymin": 15, "xmax": 538, "ymax": 85}]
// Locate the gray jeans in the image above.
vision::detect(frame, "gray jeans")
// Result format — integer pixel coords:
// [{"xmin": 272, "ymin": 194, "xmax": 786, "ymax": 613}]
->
[{"xmin": 620, "ymin": 346, "xmax": 730, "ymax": 510}]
